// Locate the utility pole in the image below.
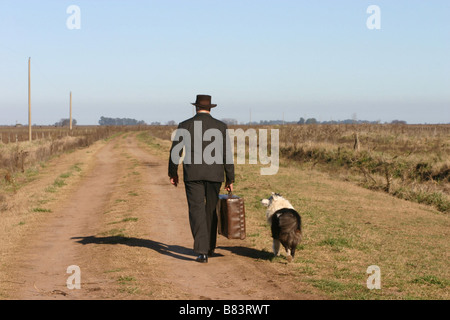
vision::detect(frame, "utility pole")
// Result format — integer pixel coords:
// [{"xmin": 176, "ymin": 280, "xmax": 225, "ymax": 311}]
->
[
  {"xmin": 249, "ymin": 108, "xmax": 252, "ymax": 125},
  {"xmin": 70, "ymin": 91, "xmax": 73, "ymax": 131},
  {"xmin": 28, "ymin": 57, "xmax": 32, "ymax": 141}
]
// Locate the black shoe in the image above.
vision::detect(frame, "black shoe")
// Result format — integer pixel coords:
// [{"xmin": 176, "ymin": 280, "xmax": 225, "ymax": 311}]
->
[{"xmin": 195, "ymin": 254, "xmax": 208, "ymax": 263}]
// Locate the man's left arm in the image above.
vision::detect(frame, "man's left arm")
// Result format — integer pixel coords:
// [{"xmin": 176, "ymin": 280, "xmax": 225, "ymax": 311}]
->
[{"xmin": 168, "ymin": 125, "xmax": 183, "ymax": 186}]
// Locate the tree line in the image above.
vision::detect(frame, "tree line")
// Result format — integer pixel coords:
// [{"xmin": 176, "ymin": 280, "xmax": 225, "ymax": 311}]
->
[
  {"xmin": 53, "ymin": 117, "xmax": 408, "ymax": 127},
  {"xmin": 224, "ymin": 118, "xmax": 408, "ymax": 125},
  {"xmin": 98, "ymin": 116, "xmax": 146, "ymax": 126}
]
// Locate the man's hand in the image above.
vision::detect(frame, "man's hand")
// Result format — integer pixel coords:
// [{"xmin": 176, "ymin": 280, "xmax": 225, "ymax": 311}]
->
[
  {"xmin": 170, "ymin": 176, "xmax": 179, "ymax": 187},
  {"xmin": 225, "ymin": 183, "xmax": 233, "ymax": 193}
]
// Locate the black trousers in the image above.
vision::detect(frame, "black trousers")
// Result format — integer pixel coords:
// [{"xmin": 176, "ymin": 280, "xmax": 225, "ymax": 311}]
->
[{"xmin": 184, "ymin": 181, "xmax": 222, "ymax": 255}]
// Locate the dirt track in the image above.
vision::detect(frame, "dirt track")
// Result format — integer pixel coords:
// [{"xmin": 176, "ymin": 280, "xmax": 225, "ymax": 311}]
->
[{"xmin": 1, "ymin": 133, "xmax": 323, "ymax": 300}]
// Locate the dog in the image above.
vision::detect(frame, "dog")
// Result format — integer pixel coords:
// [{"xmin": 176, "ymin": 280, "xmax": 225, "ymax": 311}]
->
[{"xmin": 261, "ymin": 192, "xmax": 302, "ymax": 262}]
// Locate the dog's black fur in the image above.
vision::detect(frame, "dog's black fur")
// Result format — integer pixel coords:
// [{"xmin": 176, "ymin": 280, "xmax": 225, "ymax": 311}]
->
[{"xmin": 271, "ymin": 208, "xmax": 302, "ymax": 260}]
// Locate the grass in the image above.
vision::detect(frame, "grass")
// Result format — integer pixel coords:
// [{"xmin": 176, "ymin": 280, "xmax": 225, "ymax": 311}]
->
[
  {"xmin": 45, "ymin": 176, "xmax": 69, "ymax": 193},
  {"xmin": 236, "ymin": 164, "xmax": 449, "ymax": 300},
  {"xmin": 117, "ymin": 275, "xmax": 136, "ymax": 283},
  {"xmin": 108, "ymin": 217, "xmax": 139, "ymax": 225},
  {"xmin": 318, "ymin": 237, "xmax": 353, "ymax": 250},
  {"xmin": 117, "ymin": 275, "xmax": 140, "ymax": 294},
  {"xmin": 71, "ymin": 163, "xmax": 81, "ymax": 172},
  {"xmin": 45, "ymin": 186, "xmax": 57, "ymax": 193},
  {"xmin": 309, "ymin": 279, "xmax": 347, "ymax": 293},
  {"xmin": 136, "ymin": 131, "xmax": 166, "ymax": 156},
  {"xmin": 53, "ymin": 178, "xmax": 66, "ymax": 188},
  {"xmin": 32, "ymin": 207, "xmax": 52, "ymax": 213},
  {"xmin": 40, "ymin": 163, "xmax": 85, "ymax": 195},
  {"xmin": 100, "ymin": 228, "xmax": 128, "ymax": 238},
  {"xmin": 411, "ymin": 275, "xmax": 448, "ymax": 289},
  {"xmin": 59, "ymin": 172, "xmax": 72, "ymax": 179}
]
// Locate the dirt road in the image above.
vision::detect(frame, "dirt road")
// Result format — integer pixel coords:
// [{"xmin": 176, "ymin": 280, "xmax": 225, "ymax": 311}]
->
[{"xmin": 0, "ymin": 133, "xmax": 322, "ymax": 300}]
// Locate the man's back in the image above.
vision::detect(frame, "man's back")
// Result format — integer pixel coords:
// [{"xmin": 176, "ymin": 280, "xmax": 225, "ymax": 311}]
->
[{"xmin": 169, "ymin": 112, "xmax": 234, "ymax": 184}]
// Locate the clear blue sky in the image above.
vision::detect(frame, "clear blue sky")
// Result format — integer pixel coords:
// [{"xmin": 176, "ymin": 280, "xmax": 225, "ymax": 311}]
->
[{"xmin": 0, "ymin": 0, "xmax": 449, "ymax": 125}]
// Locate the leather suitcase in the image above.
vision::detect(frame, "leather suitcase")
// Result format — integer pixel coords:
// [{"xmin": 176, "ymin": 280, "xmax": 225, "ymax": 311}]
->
[{"xmin": 216, "ymin": 193, "xmax": 246, "ymax": 240}]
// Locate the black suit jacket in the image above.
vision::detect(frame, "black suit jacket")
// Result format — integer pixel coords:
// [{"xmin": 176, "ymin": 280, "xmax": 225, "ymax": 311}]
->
[{"xmin": 168, "ymin": 113, "xmax": 235, "ymax": 184}]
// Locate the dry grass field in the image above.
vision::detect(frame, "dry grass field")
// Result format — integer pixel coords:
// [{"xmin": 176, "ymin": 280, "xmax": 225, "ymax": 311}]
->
[
  {"xmin": 0, "ymin": 126, "xmax": 145, "ymax": 187},
  {"xmin": 146, "ymin": 123, "xmax": 450, "ymax": 213},
  {"xmin": 278, "ymin": 124, "xmax": 450, "ymax": 213},
  {"xmin": 0, "ymin": 124, "xmax": 448, "ymax": 300}
]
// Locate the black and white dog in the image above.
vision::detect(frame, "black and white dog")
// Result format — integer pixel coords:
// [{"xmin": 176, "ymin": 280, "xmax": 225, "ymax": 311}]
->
[{"xmin": 261, "ymin": 193, "xmax": 302, "ymax": 262}]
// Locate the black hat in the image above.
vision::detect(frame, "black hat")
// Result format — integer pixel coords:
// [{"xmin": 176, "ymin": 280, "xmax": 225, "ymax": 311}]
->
[{"xmin": 191, "ymin": 94, "xmax": 217, "ymax": 108}]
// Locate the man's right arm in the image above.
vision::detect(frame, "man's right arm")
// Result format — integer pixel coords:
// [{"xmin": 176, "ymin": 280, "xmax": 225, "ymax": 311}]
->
[{"xmin": 223, "ymin": 124, "xmax": 235, "ymax": 189}]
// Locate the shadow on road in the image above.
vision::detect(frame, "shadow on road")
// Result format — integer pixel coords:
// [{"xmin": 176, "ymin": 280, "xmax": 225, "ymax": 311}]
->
[
  {"xmin": 217, "ymin": 246, "xmax": 273, "ymax": 261},
  {"xmin": 71, "ymin": 235, "xmax": 196, "ymax": 261},
  {"xmin": 71, "ymin": 236, "xmax": 274, "ymax": 262}
]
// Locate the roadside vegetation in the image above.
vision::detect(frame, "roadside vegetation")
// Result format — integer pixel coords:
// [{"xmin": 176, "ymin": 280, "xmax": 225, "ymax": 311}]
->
[
  {"xmin": 0, "ymin": 126, "xmax": 146, "ymax": 193},
  {"xmin": 143, "ymin": 123, "xmax": 450, "ymax": 213}
]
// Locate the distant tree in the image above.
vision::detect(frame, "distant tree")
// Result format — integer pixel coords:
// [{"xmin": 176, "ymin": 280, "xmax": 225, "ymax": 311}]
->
[
  {"xmin": 166, "ymin": 120, "xmax": 177, "ymax": 126},
  {"xmin": 391, "ymin": 120, "xmax": 407, "ymax": 125},
  {"xmin": 150, "ymin": 121, "xmax": 161, "ymax": 126},
  {"xmin": 259, "ymin": 120, "xmax": 284, "ymax": 125},
  {"xmin": 297, "ymin": 117, "xmax": 305, "ymax": 125},
  {"xmin": 221, "ymin": 118, "xmax": 238, "ymax": 125},
  {"xmin": 305, "ymin": 118, "xmax": 318, "ymax": 124},
  {"xmin": 55, "ymin": 118, "xmax": 77, "ymax": 127}
]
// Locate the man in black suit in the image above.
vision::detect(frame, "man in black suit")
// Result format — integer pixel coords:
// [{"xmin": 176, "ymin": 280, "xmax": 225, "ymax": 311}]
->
[{"xmin": 168, "ymin": 94, "xmax": 234, "ymax": 263}]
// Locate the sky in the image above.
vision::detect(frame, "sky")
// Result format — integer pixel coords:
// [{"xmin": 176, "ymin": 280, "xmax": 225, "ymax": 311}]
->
[{"xmin": 0, "ymin": 0, "xmax": 449, "ymax": 125}]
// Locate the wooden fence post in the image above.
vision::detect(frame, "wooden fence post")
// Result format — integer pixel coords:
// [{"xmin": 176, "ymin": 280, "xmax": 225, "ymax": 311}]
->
[{"xmin": 353, "ymin": 132, "xmax": 360, "ymax": 152}]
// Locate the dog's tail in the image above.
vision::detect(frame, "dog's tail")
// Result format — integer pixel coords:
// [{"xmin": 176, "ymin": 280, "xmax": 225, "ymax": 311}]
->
[{"xmin": 295, "ymin": 213, "xmax": 302, "ymax": 237}]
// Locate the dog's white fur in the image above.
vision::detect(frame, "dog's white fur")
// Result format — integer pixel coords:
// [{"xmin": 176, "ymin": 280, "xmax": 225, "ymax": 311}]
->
[
  {"xmin": 262, "ymin": 192, "xmax": 294, "ymax": 223},
  {"xmin": 261, "ymin": 192, "xmax": 295, "ymax": 260}
]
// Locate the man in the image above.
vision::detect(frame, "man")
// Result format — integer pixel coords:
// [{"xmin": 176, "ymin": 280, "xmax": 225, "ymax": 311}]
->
[{"xmin": 168, "ymin": 94, "xmax": 234, "ymax": 263}]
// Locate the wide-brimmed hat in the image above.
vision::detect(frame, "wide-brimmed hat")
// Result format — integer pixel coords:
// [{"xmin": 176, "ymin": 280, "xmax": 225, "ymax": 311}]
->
[{"xmin": 191, "ymin": 94, "xmax": 217, "ymax": 108}]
